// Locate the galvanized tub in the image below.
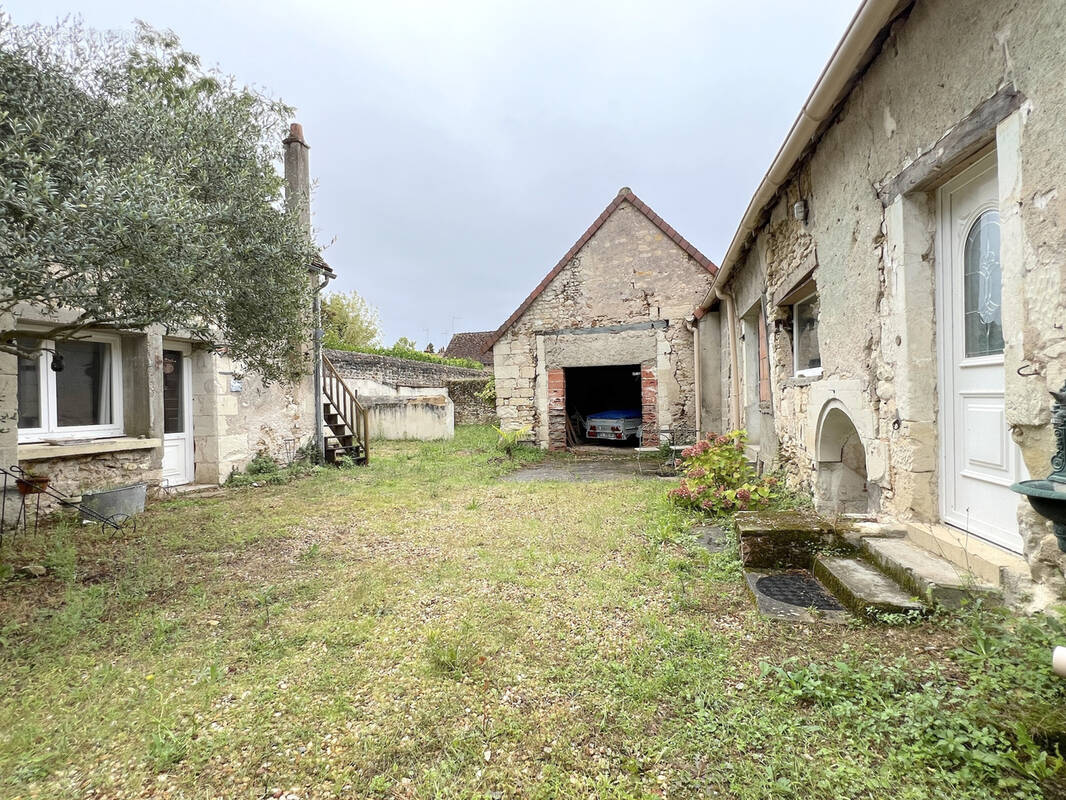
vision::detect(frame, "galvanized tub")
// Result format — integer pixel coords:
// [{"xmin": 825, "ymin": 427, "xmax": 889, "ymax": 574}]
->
[{"xmin": 79, "ymin": 483, "xmax": 147, "ymax": 523}]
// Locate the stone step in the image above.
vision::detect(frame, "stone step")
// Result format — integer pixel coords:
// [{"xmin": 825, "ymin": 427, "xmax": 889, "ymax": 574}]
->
[
  {"xmin": 813, "ymin": 554, "xmax": 925, "ymax": 618},
  {"xmin": 861, "ymin": 537, "xmax": 1001, "ymax": 609},
  {"xmin": 902, "ymin": 523, "xmax": 1028, "ymax": 588}
]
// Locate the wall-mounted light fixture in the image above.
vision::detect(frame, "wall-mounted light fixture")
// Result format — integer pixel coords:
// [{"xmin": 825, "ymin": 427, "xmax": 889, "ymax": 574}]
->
[{"xmin": 792, "ymin": 199, "xmax": 808, "ymax": 224}]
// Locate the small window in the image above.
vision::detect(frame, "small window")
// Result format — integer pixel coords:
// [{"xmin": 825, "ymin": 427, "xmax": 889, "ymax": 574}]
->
[
  {"xmin": 793, "ymin": 293, "xmax": 822, "ymax": 377},
  {"xmin": 162, "ymin": 350, "xmax": 184, "ymax": 434},
  {"xmin": 15, "ymin": 333, "xmax": 124, "ymax": 442},
  {"xmin": 16, "ymin": 336, "xmax": 43, "ymax": 429},
  {"xmin": 963, "ymin": 209, "xmax": 1004, "ymax": 357}
]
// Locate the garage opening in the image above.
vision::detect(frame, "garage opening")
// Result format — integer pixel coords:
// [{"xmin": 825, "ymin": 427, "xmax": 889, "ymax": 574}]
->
[{"xmin": 564, "ymin": 365, "xmax": 642, "ymax": 445}]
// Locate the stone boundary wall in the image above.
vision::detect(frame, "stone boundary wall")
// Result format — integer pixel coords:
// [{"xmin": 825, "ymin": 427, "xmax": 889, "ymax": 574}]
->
[
  {"xmin": 325, "ymin": 349, "xmax": 487, "ymax": 389},
  {"xmin": 444, "ymin": 378, "xmax": 496, "ymax": 426}
]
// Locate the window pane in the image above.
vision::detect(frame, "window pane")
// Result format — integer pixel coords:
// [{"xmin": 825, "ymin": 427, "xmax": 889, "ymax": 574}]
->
[
  {"xmin": 163, "ymin": 350, "xmax": 184, "ymax": 434},
  {"xmin": 55, "ymin": 340, "xmax": 112, "ymax": 427},
  {"xmin": 795, "ymin": 296, "xmax": 821, "ymax": 372},
  {"xmin": 16, "ymin": 337, "xmax": 42, "ymax": 429},
  {"xmin": 963, "ymin": 209, "xmax": 1004, "ymax": 357}
]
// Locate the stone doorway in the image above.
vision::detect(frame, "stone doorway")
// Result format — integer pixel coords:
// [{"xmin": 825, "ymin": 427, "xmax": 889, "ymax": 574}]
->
[{"xmin": 546, "ymin": 364, "xmax": 658, "ymax": 450}]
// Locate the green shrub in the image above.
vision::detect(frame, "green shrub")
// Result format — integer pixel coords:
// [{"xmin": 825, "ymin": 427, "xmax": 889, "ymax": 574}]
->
[
  {"xmin": 475, "ymin": 375, "xmax": 496, "ymax": 405},
  {"xmin": 243, "ymin": 450, "xmax": 279, "ymax": 476},
  {"xmin": 667, "ymin": 430, "xmax": 781, "ymax": 516},
  {"xmin": 225, "ymin": 449, "xmax": 319, "ymax": 487},
  {"xmin": 493, "ymin": 425, "xmax": 531, "ymax": 458},
  {"xmin": 330, "ymin": 344, "xmax": 485, "ymax": 371}
]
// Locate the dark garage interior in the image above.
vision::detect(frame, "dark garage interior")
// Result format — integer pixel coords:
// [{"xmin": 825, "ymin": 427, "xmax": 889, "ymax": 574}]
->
[{"xmin": 564, "ymin": 364, "xmax": 642, "ymax": 444}]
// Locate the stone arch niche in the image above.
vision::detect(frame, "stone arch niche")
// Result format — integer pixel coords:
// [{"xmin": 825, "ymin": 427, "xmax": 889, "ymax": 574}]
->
[{"xmin": 814, "ymin": 401, "xmax": 870, "ymax": 515}]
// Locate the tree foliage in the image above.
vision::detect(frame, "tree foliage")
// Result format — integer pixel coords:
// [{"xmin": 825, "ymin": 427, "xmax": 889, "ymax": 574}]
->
[
  {"xmin": 0, "ymin": 15, "xmax": 317, "ymax": 383},
  {"xmin": 321, "ymin": 289, "xmax": 381, "ymax": 351},
  {"xmin": 393, "ymin": 336, "xmax": 417, "ymax": 351}
]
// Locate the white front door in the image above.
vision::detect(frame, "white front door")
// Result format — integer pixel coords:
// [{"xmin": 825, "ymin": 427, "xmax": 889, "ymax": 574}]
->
[
  {"xmin": 161, "ymin": 345, "xmax": 194, "ymax": 487},
  {"xmin": 935, "ymin": 150, "xmax": 1025, "ymax": 553}
]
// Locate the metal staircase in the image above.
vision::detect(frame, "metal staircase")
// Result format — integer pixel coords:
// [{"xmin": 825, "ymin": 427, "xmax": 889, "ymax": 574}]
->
[{"xmin": 322, "ymin": 354, "xmax": 370, "ymax": 465}]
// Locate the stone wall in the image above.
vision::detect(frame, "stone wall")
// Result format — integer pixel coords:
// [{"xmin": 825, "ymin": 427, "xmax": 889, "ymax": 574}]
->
[
  {"xmin": 444, "ymin": 378, "xmax": 495, "ymax": 426},
  {"xmin": 326, "ymin": 348, "xmax": 492, "ymax": 435},
  {"xmin": 192, "ymin": 349, "xmax": 315, "ymax": 484},
  {"xmin": 16, "ymin": 448, "xmax": 158, "ymax": 514},
  {"xmin": 1, "ymin": 318, "xmax": 21, "ymax": 524},
  {"xmin": 705, "ymin": 0, "xmax": 1066, "ymax": 592},
  {"xmin": 493, "ymin": 199, "xmax": 712, "ymax": 448},
  {"xmin": 325, "ymin": 349, "xmax": 487, "ymax": 389}
]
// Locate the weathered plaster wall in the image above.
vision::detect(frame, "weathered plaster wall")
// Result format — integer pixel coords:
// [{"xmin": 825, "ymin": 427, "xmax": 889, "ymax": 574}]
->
[
  {"xmin": 713, "ymin": 0, "xmax": 1066, "ymax": 589},
  {"xmin": 363, "ymin": 395, "xmax": 454, "ymax": 440},
  {"xmin": 192, "ymin": 350, "xmax": 315, "ymax": 484},
  {"xmin": 494, "ymin": 200, "xmax": 711, "ymax": 447}
]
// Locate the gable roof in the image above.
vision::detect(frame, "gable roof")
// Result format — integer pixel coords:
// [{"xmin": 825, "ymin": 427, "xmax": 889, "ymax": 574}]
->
[
  {"xmin": 442, "ymin": 331, "xmax": 495, "ymax": 367},
  {"xmin": 484, "ymin": 187, "xmax": 717, "ymax": 352}
]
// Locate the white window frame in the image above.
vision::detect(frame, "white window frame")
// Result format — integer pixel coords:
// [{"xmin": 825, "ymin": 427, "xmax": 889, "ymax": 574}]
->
[
  {"xmin": 16, "ymin": 331, "xmax": 125, "ymax": 443},
  {"xmin": 792, "ymin": 292, "xmax": 823, "ymax": 378}
]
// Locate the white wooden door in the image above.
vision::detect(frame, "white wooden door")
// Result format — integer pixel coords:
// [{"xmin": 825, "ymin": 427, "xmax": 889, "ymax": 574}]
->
[
  {"xmin": 936, "ymin": 151, "xmax": 1024, "ymax": 553},
  {"xmin": 161, "ymin": 346, "xmax": 194, "ymax": 487}
]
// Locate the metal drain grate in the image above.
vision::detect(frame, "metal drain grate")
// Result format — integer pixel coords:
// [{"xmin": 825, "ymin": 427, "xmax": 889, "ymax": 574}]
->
[{"xmin": 755, "ymin": 572, "xmax": 843, "ymax": 611}]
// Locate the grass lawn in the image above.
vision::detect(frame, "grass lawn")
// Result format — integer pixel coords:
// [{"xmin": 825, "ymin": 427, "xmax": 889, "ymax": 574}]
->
[{"xmin": 1, "ymin": 425, "xmax": 1064, "ymax": 799}]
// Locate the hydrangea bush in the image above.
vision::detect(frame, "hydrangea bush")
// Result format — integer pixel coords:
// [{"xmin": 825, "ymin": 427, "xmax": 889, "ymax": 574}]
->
[{"xmin": 667, "ymin": 430, "xmax": 780, "ymax": 516}]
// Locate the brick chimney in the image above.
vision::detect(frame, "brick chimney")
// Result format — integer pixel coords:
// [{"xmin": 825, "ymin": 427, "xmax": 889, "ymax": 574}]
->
[{"xmin": 283, "ymin": 122, "xmax": 311, "ymax": 234}]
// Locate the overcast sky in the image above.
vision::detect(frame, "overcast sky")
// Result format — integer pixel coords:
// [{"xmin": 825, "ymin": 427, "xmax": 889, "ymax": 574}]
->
[{"xmin": 5, "ymin": 0, "xmax": 858, "ymax": 348}]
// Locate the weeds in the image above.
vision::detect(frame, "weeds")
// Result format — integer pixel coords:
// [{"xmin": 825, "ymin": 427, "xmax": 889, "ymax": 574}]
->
[
  {"xmin": 424, "ymin": 622, "xmax": 483, "ymax": 679},
  {"xmin": 3, "ymin": 426, "xmax": 1064, "ymax": 798}
]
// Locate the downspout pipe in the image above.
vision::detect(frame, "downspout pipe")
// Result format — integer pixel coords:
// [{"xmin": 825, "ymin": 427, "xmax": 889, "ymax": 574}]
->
[
  {"xmin": 716, "ymin": 286, "xmax": 742, "ymax": 429},
  {"xmin": 684, "ymin": 316, "xmax": 701, "ymax": 437}
]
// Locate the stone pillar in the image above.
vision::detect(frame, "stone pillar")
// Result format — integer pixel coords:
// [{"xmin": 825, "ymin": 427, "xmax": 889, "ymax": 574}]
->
[
  {"xmin": 192, "ymin": 349, "xmax": 222, "ymax": 485},
  {"xmin": 0, "ymin": 317, "xmax": 18, "ymax": 525},
  {"xmin": 882, "ymin": 193, "xmax": 938, "ymax": 521},
  {"xmin": 546, "ymin": 368, "xmax": 566, "ymax": 451},
  {"xmin": 641, "ymin": 364, "xmax": 659, "ymax": 445}
]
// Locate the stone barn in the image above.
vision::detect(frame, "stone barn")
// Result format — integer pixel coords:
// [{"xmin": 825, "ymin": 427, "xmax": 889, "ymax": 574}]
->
[{"xmin": 486, "ymin": 188, "xmax": 717, "ymax": 450}]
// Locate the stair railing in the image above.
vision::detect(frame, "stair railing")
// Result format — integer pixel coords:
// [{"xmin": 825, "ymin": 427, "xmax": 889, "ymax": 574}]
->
[{"xmin": 322, "ymin": 354, "xmax": 370, "ymax": 464}]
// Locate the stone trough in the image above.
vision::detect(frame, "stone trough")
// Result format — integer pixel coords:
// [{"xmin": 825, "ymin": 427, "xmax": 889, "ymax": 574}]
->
[{"xmin": 733, "ymin": 510, "xmax": 999, "ymax": 621}]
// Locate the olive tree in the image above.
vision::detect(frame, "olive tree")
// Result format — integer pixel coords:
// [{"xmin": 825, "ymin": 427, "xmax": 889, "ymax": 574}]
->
[{"xmin": 0, "ymin": 16, "xmax": 317, "ymax": 383}]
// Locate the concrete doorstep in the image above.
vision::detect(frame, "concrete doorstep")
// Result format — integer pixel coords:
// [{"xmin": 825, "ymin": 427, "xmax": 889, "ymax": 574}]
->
[{"xmin": 862, "ymin": 537, "xmax": 1001, "ymax": 609}]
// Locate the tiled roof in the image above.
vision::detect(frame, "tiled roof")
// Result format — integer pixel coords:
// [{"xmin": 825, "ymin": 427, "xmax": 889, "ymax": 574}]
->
[
  {"xmin": 310, "ymin": 252, "xmax": 335, "ymax": 278},
  {"xmin": 442, "ymin": 331, "xmax": 495, "ymax": 367},
  {"xmin": 483, "ymin": 188, "xmax": 716, "ymax": 352}
]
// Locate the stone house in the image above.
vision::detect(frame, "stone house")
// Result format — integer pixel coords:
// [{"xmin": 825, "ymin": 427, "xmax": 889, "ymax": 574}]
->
[
  {"xmin": 0, "ymin": 125, "xmax": 327, "ymax": 501},
  {"xmin": 487, "ymin": 188, "xmax": 717, "ymax": 449},
  {"xmin": 693, "ymin": 0, "xmax": 1066, "ymax": 602}
]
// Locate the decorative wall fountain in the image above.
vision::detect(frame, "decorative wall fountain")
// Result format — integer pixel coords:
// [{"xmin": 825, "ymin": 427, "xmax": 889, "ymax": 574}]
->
[{"xmin": 1011, "ymin": 381, "xmax": 1066, "ymax": 552}]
